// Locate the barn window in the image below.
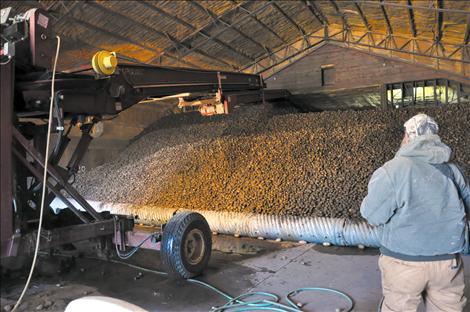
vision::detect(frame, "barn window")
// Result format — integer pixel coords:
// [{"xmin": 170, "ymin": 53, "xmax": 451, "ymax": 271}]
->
[{"xmin": 321, "ymin": 65, "xmax": 335, "ymax": 86}]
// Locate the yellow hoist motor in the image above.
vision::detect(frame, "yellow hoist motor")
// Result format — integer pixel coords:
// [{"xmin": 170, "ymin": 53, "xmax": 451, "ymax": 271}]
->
[{"xmin": 91, "ymin": 50, "xmax": 117, "ymax": 75}]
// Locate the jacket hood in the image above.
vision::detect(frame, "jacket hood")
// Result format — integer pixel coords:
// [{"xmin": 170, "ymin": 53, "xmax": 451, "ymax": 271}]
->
[{"xmin": 396, "ymin": 134, "xmax": 452, "ymax": 164}]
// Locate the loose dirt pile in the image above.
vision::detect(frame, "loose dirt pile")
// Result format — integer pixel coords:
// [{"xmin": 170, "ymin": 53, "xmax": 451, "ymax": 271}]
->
[{"xmin": 75, "ymin": 104, "xmax": 470, "ymax": 219}]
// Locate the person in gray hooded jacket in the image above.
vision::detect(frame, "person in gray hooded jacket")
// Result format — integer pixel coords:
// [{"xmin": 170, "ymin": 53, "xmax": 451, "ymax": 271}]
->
[{"xmin": 361, "ymin": 113, "xmax": 470, "ymax": 312}]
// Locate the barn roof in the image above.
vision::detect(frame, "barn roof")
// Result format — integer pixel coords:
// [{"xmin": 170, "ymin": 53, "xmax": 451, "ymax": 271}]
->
[{"xmin": 2, "ymin": 0, "xmax": 469, "ymax": 78}]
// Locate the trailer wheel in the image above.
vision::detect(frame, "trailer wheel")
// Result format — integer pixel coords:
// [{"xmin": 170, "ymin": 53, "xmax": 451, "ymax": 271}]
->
[{"xmin": 161, "ymin": 212, "xmax": 211, "ymax": 279}]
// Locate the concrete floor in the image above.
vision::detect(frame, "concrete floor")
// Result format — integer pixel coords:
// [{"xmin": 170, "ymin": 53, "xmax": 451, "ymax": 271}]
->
[{"xmin": 2, "ymin": 237, "xmax": 470, "ymax": 312}]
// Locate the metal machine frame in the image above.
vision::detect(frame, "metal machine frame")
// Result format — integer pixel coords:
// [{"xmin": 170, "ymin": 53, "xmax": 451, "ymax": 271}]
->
[{"xmin": 0, "ymin": 7, "xmax": 287, "ymax": 269}]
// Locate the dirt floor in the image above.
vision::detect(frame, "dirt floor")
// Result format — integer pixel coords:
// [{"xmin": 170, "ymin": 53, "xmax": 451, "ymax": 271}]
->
[
  {"xmin": 2, "ymin": 236, "xmax": 470, "ymax": 312},
  {"xmin": 75, "ymin": 104, "xmax": 470, "ymax": 219}
]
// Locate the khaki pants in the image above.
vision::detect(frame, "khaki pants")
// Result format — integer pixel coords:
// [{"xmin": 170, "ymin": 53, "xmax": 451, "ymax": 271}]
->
[{"xmin": 379, "ymin": 254, "xmax": 466, "ymax": 312}]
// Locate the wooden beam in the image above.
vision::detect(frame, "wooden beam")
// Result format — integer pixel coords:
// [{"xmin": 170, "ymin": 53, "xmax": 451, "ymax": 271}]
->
[
  {"xmin": 36, "ymin": 1, "xmax": 151, "ymax": 68},
  {"xmin": 304, "ymin": 0, "xmax": 329, "ymax": 26},
  {"xmin": 359, "ymin": 1, "xmax": 469, "ymax": 15},
  {"xmin": 271, "ymin": 2, "xmax": 308, "ymax": 41},
  {"xmin": 68, "ymin": 15, "xmax": 200, "ymax": 68},
  {"xmin": 140, "ymin": 1, "xmax": 255, "ymax": 63},
  {"xmin": 407, "ymin": 0, "xmax": 417, "ymax": 37},
  {"xmin": 465, "ymin": 15, "xmax": 470, "ymax": 44},
  {"xmin": 329, "ymin": 0, "xmax": 350, "ymax": 34},
  {"xmin": 162, "ymin": 1, "xmax": 273, "ymax": 66},
  {"xmin": 147, "ymin": 1, "xmax": 248, "ymax": 65},
  {"xmin": 435, "ymin": 0, "xmax": 444, "ymax": 43},
  {"xmin": 86, "ymin": 2, "xmax": 237, "ymax": 69},
  {"xmin": 353, "ymin": 1, "xmax": 372, "ymax": 31},
  {"xmin": 235, "ymin": 1, "xmax": 287, "ymax": 45},
  {"xmin": 189, "ymin": 0, "xmax": 269, "ymax": 54},
  {"xmin": 379, "ymin": 0, "xmax": 393, "ymax": 35},
  {"xmin": 35, "ymin": 0, "xmax": 82, "ymax": 25}
]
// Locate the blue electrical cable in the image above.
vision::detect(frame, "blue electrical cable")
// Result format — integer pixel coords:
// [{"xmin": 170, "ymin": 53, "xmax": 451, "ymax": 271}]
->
[
  {"xmin": 109, "ymin": 221, "xmax": 354, "ymax": 311},
  {"xmin": 106, "ymin": 258, "xmax": 355, "ymax": 312},
  {"xmin": 190, "ymin": 280, "xmax": 354, "ymax": 312}
]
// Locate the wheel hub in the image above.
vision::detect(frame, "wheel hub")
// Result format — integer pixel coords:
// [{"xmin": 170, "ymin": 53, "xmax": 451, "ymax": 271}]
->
[{"xmin": 184, "ymin": 228, "xmax": 205, "ymax": 266}]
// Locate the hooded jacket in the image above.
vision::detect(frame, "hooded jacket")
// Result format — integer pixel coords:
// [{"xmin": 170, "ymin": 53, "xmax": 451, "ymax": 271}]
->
[{"xmin": 360, "ymin": 134, "xmax": 470, "ymax": 259}]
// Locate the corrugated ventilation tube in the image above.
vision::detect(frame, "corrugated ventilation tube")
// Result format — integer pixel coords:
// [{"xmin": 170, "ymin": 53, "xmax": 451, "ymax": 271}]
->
[{"xmin": 51, "ymin": 199, "xmax": 381, "ymax": 247}]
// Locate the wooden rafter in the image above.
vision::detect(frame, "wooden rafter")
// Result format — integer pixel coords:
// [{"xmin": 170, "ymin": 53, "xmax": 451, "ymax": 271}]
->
[
  {"xmin": 406, "ymin": 0, "xmax": 417, "ymax": 37},
  {"xmin": 465, "ymin": 15, "xmax": 470, "ymax": 45},
  {"xmin": 353, "ymin": 1, "xmax": 371, "ymax": 32},
  {"xmin": 147, "ymin": 1, "xmax": 246, "ymax": 65},
  {"xmin": 35, "ymin": 1, "xmax": 150, "ymax": 68},
  {"xmin": 162, "ymin": 1, "xmax": 273, "ymax": 66},
  {"xmin": 379, "ymin": 0, "xmax": 393, "ymax": 35},
  {"xmin": 359, "ymin": 1, "xmax": 468, "ymax": 15},
  {"xmin": 140, "ymin": 2, "xmax": 255, "ymax": 63},
  {"xmin": 85, "ymin": 2, "xmax": 237, "ymax": 69},
  {"xmin": 435, "ymin": 0, "xmax": 444, "ymax": 44},
  {"xmin": 304, "ymin": 0, "xmax": 329, "ymax": 27},
  {"xmin": 189, "ymin": 0, "xmax": 269, "ymax": 54},
  {"xmin": 329, "ymin": 0, "xmax": 350, "ymax": 30},
  {"xmin": 243, "ymin": 28, "xmax": 469, "ymax": 78},
  {"xmin": 271, "ymin": 2, "xmax": 308, "ymax": 44},
  {"xmin": 235, "ymin": 1, "xmax": 287, "ymax": 45},
  {"xmin": 27, "ymin": 0, "xmax": 468, "ymax": 75}
]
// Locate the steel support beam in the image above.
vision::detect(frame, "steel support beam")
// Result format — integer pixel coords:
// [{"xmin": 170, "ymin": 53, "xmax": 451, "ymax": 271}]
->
[
  {"xmin": 353, "ymin": 1, "xmax": 372, "ymax": 32},
  {"xmin": 379, "ymin": 1, "xmax": 393, "ymax": 35},
  {"xmin": 435, "ymin": 0, "xmax": 444, "ymax": 42},
  {"xmin": 39, "ymin": 0, "xmax": 82, "ymax": 25},
  {"xmin": 304, "ymin": 0, "xmax": 329, "ymax": 26},
  {"xmin": 163, "ymin": 1, "xmax": 273, "ymax": 67},
  {"xmin": 271, "ymin": 2, "xmax": 308, "ymax": 44},
  {"xmin": 41, "ymin": 1, "xmax": 198, "ymax": 68},
  {"xmin": 140, "ymin": 1, "xmax": 255, "ymax": 64},
  {"xmin": 399, "ymin": 39, "xmax": 412, "ymax": 50},
  {"xmin": 242, "ymin": 28, "xmax": 343, "ymax": 75},
  {"xmin": 69, "ymin": 17, "xmax": 196, "ymax": 68},
  {"xmin": 465, "ymin": 15, "xmax": 470, "ymax": 45},
  {"xmin": 189, "ymin": 1, "xmax": 269, "ymax": 54},
  {"xmin": 329, "ymin": 0, "xmax": 351, "ymax": 43},
  {"xmin": 447, "ymin": 46, "xmax": 462, "ymax": 58},
  {"xmin": 236, "ymin": 1, "xmax": 287, "ymax": 45},
  {"xmin": 353, "ymin": 0, "xmax": 374, "ymax": 44},
  {"xmin": 147, "ymin": 1, "xmax": 247, "ymax": 65},
  {"xmin": 435, "ymin": 0, "xmax": 444, "ymax": 55},
  {"xmin": 325, "ymin": 32, "xmax": 468, "ymax": 63},
  {"xmin": 243, "ymin": 26, "xmax": 469, "ymax": 79},
  {"xmin": 407, "ymin": 0, "xmax": 418, "ymax": 37},
  {"xmin": 359, "ymin": 0, "xmax": 470, "ymax": 14},
  {"xmin": 17, "ymin": 219, "xmax": 118, "ymax": 255},
  {"xmin": 12, "ymin": 128, "xmax": 104, "ymax": 222},
  {"xmin": 329, "ymin": 0, "xmax": 350, "ymax": 31},
  {"xmin": 255, "ymin": 40, "xmax": 327, "ymax": 76},
  {"xmin": 35, "ymin": 1, "xmax": 148, "ymax": 69},
  {"xmin": 85, "ymin": 2, "xmax": 236, "ymax": 69},
  {"xmin": 11, "ymin": 147, "xmax": 90, "ymax": 224}
]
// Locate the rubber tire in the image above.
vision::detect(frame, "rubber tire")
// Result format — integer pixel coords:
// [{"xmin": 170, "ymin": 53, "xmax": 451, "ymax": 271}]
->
[{"xmin": 161, "ymin": 212, "xmax": 212, "ymax": 279}]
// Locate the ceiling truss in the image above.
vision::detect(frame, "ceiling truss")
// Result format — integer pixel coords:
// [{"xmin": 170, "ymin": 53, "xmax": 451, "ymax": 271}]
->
[
  {"xmin": 243, "ymin": 27, "xmax": 470, "ymax": 78},
  {"xmin": 25, "ymin": 0, "xmax": 470, "ymax": 78},
  {"xmin": 163, "ymin": 1, "xmax": 273, "ymax": 67}
]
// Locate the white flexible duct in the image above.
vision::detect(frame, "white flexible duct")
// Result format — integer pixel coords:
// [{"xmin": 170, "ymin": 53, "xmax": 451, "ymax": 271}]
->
[{"xmin": 51, "ymin": 199, "xmax": 380, "ymax": 247}]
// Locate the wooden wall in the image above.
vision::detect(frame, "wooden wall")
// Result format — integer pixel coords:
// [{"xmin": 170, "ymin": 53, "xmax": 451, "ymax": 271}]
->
[{"xmin": 266, "ymin": 44, "xmax": 468, "ymax": 96}]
